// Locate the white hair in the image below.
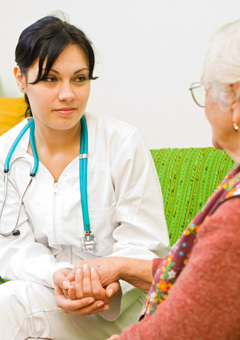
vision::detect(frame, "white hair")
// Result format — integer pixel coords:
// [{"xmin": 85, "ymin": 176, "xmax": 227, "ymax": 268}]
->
[{"xmin": 204, "ymin": 19, "xmax": 240, "ymax": 110}]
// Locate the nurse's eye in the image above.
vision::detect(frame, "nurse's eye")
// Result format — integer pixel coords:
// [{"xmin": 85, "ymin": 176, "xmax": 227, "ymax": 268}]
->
[
  {"xmin": 75, "ymin": 76, "xmax": 87, "ymax": 83},
  {"xmin": 45, "ymin": 77, "xmax": 57, "ymax": 83}
]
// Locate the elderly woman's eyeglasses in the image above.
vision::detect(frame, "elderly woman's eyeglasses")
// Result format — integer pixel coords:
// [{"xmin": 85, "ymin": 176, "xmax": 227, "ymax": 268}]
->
[{"xmin": 189, "ymin": 82, "xmax": 206, "ymax": 108}]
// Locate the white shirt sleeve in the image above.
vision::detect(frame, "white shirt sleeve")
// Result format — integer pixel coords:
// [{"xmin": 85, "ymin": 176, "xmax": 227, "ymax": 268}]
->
[
  {"xmin": 100, "ymin": 127, "xmax": 170, "ymax": 321},
  {"xmin": 111, "ymin": 128, "xmax": 169, "ymax": 259}
]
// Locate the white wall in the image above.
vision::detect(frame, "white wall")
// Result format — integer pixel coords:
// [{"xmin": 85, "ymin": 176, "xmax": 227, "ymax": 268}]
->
[{"xmin": 0, "ymin": 0, "xmax": 239, "ymax": 148}]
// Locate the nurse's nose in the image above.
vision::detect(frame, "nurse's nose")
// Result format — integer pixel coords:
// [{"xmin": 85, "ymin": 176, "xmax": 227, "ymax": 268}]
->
[{"xmin": 58, "ymin": 82, "xmax": 75, "ymax": 102}]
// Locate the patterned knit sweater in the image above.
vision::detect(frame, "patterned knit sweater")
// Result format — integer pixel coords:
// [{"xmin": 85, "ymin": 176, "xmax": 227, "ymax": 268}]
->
[{"xmin": 117, "ymin": 175, "xmax": 240, "ymax": 339}]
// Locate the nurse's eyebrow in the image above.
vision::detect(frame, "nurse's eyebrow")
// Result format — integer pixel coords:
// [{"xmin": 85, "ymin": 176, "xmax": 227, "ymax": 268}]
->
[
  {"xmin": 43, "ymin": 68, "xmax": 89, "ymax": 74},
  {"xmin": 73, "ymin": 68, "xmax": 89, "ymax": 74}
]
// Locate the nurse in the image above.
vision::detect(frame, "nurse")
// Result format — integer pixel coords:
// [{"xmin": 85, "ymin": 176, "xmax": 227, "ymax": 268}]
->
[{"xmin": 0, "ymin": 15, "xmax": 170, "ymax": 340}]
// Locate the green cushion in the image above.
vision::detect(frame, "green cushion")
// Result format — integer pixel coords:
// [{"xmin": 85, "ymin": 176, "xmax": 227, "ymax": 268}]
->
[{"xmin": 150, "ymin": 147, "xmax": 235, "ymax": 246}]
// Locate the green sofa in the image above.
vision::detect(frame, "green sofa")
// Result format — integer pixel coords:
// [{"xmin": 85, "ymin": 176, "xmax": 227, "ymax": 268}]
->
[
  {"xmin": 0, "ymin": 97, "xmax": 235, "ymax": 283},
  {"xmin": 150, "ymin": 148, "xmax": 234, "ymax": 246}
]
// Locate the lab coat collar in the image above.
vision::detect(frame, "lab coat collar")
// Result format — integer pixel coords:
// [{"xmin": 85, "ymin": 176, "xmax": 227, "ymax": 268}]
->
[{"xmin": 5, "ymin": 113, "xmax": 95, "ymax": 160}]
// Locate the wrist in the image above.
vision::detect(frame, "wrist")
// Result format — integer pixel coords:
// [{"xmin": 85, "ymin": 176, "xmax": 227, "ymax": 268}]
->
[
  {"xmin": 110, "ymin": 257, "xmax": 128, "ymax": 281},
  {"xmin": 118, "ymin": 257, "xmax": 133, "ymax": 281},
  {"xmin": 118, "ymin": 258, "xmax": 153, "ymax": 291},
  {"xmin": 115, "ymin": 257, "xmax": 131, "ymax": 281}
]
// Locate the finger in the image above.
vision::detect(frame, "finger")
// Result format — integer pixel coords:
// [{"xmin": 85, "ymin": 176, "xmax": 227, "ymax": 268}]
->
[
  {"xmin": 55, "ymin": 288, "xmax": 95, "ymax": 311},
  {"xmin": 106, "ymin": 281, "xmax": 120, "ymax": 299},
  {"xmin": 65, "ymin": 281, "xmax": 76, "ymax": 299},
  {"xmin": 67, "ymin": 269, "xmax": 77, "ymax": 282},
  {"xmin": 66, "ymin": 262, "xmax": 86, "ymax": 281},
  {"xmin": 54, "ymin": 281, "xmax": 93, "ymax": 309},
  {"xmin": 75, "ymin": 268, "xmax": 84, "ymax": 299},
  {"xmin": 91, "ymin": 267, "xmax": 106, "ymax": 300},
  {"xmin": 68, "ymin": 285, "xmax": 76, "ymax": 300},
  {"xmin": 63, "ymin": 289, "xmax": 69, "ymax": 299},
  {"xmin": 82, "ymin": 264, "xmax": 93, "ymax": 297},
  {"xmin": 53, "ymin": 268, "xmax": 71, "ymax": 290},
  {"xmin": 54, "ymin": 282, "xmax": 65, "ymax": 298},
  {"xmin": 63, "ymin": 300, "xmax": 110, "ymax": 315}
]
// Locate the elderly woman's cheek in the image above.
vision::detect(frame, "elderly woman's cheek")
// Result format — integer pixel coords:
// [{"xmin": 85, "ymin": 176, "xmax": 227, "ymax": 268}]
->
[{"xmin": 204, "ymin": 91, "xmax": 214, "ymax": 122}]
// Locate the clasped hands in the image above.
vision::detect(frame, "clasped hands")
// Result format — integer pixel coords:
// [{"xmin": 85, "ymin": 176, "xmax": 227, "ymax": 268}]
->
[{"xmin": 53, "ymin": 258, "xmax": 121, "ymax": 316}]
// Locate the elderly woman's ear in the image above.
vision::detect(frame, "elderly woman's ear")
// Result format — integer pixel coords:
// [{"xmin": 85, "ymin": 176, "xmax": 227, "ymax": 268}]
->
[{"xmin": 230, "ymin": 82, "xmax": 240, "ymax": 127}]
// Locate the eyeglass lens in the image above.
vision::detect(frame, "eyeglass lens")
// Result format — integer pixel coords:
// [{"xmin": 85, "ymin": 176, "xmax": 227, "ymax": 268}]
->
[{"xmin": 191, "ymin": 84, "xmax": 206, "ymax": 107}]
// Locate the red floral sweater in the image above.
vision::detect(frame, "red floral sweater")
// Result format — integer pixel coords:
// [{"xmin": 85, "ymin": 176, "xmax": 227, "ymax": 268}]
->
[{"xmin": 117, "ymin": 174, "xmax": 240, "ymax": 339}]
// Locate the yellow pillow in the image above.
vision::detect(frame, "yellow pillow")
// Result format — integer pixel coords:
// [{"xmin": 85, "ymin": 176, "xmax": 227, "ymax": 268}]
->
[{"xmin": 0, "ymin": 97, "xmax": 27, "ymax": 136}]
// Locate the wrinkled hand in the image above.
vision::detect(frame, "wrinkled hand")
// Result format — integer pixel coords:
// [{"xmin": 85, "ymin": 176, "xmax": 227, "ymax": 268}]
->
[
  {"xmin": 67, "ymin": 257, "xmax": 120, "ymax": 288},
  {"xmin": 67, "ymin": 264, "xmax": 120, "ymax": 310}
]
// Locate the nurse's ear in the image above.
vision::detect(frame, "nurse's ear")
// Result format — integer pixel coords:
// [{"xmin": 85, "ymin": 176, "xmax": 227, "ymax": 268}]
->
[{"xmin": 14, "ymin": 66, "xmax": 26, "ymax": 94}]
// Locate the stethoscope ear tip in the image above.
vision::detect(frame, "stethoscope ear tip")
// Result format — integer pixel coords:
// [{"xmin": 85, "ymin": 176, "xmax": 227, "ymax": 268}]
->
[{"xmin": 12, "ymin": 230, "xmax": 20, "ymax": 236}]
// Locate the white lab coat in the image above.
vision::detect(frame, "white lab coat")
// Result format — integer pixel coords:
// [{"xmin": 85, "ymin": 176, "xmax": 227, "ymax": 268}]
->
[{"xmin": 0, "ymin": 113, "xmax": 170, "ymax": 339}]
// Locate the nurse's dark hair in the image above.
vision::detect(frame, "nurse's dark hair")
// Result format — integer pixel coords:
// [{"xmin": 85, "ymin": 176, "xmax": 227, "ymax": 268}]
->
[{"xmin": 15, "ymin": 16, "xmax": 97, "ymax": 117}]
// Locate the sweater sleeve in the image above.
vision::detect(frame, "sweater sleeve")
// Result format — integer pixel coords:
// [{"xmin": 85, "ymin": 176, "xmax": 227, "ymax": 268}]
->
[{"xmin": 117, "ymin": 197, "xmax": 240, "ymax": 340}]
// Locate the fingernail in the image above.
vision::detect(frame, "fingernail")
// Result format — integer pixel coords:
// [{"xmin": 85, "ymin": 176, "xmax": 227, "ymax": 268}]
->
[
  {"xmin": 91, "ymin": 267, "xmax": 95, "ymax": 275},
  {"xmin": 62, "ymin": 281, "xmax": 70, "ymax": 289},
  {"xmin": 88, "ymin": 298, "xmax": 95, "ymax": 305},
  {"xmin": 97, "ymin": 301, "xmax": 104, "ymax": 307},
  {"xmin": 76, "ymin": 268, "xmax": 81, "ymax": 278},
  {"xmin": 103, "ymin": 305, "xmax": 110, "ymax": 311},
  {"xmin": 83, "ymin": 264, "xmax": 88, "ymax": 272},
  {"xmin": 108, "ymin": 288, "xmax": 114, "ymax": 297}
]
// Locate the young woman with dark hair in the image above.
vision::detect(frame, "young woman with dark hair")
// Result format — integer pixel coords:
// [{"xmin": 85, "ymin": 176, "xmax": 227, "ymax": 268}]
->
[
  {"xmin": 0, "ymin": 16, "xmax": 169, "ymax": 340},
  {"xmin": 15, "ymin": 16, "xmax": 97, "ymax": 117}
]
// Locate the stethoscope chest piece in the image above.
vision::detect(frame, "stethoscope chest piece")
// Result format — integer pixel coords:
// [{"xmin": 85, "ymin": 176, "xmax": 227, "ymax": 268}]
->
[{"xmin": 80, "ymin": 231, "xmax": 98, "ymax": 254}]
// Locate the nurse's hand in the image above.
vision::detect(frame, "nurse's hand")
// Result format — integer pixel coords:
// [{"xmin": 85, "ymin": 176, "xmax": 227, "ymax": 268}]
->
[
  {"xmin": 67, "ymin": 264, "xmax": 120, "ymax": 310},
  {"xmin": 53, "ymin": 268, "xmax": 112, "ymax": 315}
]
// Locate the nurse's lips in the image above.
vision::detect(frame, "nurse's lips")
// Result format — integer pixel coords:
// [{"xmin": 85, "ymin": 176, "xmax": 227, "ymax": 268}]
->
[{"xmin": 55, "ymin": 107, "xmax": 76, "ymax": 116}]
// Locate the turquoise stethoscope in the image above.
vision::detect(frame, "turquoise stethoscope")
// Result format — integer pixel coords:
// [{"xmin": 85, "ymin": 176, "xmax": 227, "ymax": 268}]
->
[{"xmin": 0, "ymin": 116, "xmax": 98, "ymax": 254}]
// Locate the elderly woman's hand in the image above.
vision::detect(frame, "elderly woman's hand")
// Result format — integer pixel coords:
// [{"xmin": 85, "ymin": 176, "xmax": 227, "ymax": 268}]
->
[
  {"xmin": 53, "ymin": 266, "xmax": 120, "ymax": 315},
  {"xmin": 67, "ymin": 256, "xmax": 153, "ymax": 291},
  {"xmin": 67, "ymin": 264, "xmax": 120, "ymax": 304},
  {"xmin": 67, "ymin": 257, "xmax": 121, "ymax": 288}
]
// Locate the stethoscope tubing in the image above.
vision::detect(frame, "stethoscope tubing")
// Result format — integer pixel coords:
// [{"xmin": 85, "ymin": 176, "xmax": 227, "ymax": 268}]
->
[
  {"xmin": 4, "ymin": 119, "xmax": 34, "ymax": 173},
  {"xmin": 29, "ymin": 121, "xmax": 39, "ymax": 176},
  {"xmin": 0, "ymin": 173, "xmax": 8, "ymax": 221},
  {"xmin": 0, "ymin": 116, "xmax": 92, "ymax": 238},
  {"xmin": 79, "ymin": 116, "xmax": 90, "ymax": 232},
  {"xmin": 0, "ymin": 157, "xmax": 34, "ymax": 236}
]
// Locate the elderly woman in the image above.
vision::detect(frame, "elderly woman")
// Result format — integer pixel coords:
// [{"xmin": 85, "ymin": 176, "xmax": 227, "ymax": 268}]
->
[{"xmin": 62, "ymin": 19, "xmax": 240, "ymax": 340}]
